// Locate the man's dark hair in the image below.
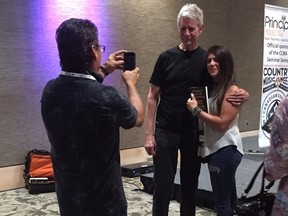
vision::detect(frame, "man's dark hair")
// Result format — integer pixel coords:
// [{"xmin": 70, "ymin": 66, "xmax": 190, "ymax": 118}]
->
[{"xmin": 56, "ymin": 18, "xmax": 99, "ymax": 72}]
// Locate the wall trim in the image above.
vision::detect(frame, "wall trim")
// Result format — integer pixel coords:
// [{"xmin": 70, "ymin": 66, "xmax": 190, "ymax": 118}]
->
[
  {"xmin": 240, "ymin": 130, "xmax": 259, "ymax": 138},
  {"xmin": 0, "ymin": 147, "xmax": 149, "ymax": 192},
  {"xmin": 0, "ymin": 165, "xmax": 25, "ymax": 192}
]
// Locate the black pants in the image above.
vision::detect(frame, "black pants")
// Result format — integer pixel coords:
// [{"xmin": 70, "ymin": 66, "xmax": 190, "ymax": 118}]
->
[{"xmin": 152, "ymin": 128, "xmax": 201, "ymax": 216}]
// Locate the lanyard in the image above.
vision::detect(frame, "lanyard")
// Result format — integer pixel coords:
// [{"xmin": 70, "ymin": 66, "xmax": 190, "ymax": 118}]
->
[{"xmin": 60, "ymin": 71, "xmax": 96, "ymax": 81}]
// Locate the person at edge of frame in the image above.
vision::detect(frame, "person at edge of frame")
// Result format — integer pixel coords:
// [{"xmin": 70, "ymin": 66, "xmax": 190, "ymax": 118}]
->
[{"xmin": 264, "ymin": 96, "xmax": 288, "ymax": 216}]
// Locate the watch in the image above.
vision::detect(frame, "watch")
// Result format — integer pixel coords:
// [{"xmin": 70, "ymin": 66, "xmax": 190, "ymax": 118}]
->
[
  {"xmin": 99, "ymin": 66, "xmax": 109, "ymax": 76},
  {"xmin": 192, "ymin": 106, "xmax": 203, "ymax": 116}
]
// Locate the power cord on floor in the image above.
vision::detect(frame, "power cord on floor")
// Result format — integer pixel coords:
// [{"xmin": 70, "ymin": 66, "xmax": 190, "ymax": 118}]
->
[
  {"xmin": 243, "ymin": 149, "xmax": 266, "ymax": 155},
  {"xmin": 122, "ymin": 178, "xmax": 144, "ymax": 191}
]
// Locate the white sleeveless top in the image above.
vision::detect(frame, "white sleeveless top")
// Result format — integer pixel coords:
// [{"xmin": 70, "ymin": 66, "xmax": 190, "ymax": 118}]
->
[{"xmin": 198, "ymin": 98, "xmax": 244, "ymax": 158}]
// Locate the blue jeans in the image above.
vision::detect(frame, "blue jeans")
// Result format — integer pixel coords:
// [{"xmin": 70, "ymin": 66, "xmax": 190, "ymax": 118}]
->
[
  {"xmin": 152, "ymin": 128, "xmax": 201, "ymax": 216},
  {"xmin": 207, "ymin": 145, "xmax": 242, "ymax": 216}
]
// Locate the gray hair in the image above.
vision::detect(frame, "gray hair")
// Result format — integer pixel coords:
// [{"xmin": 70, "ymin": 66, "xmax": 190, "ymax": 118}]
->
[{"xmin": 177, "ymin": 3, "xmax": 204, "ymax": 26}]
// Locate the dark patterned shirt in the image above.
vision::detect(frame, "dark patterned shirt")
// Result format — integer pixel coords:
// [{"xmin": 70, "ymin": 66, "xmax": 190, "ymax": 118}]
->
[{"xmin": 41, "ymin": 72, "xmax": 137, "ymax": 216}]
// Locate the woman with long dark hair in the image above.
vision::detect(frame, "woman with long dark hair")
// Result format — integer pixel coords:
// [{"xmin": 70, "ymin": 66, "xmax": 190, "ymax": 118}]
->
[{"xmin": 187, "ymin": 45, "xmax": 244, "ymax": 216}]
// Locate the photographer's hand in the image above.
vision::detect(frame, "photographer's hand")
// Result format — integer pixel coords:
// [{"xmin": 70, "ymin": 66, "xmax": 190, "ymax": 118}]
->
[
  {"xmin": 122, "ymin": 67, "xmax": 144, "ymax": 127},
  {"xmin": 101, "ymin": 50, "xmax": 127, "ymax": 74}
]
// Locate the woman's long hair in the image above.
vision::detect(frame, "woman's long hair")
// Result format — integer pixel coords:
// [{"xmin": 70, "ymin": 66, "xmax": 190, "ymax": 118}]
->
[{"xmin": 208, "ymin": 45, "xmax": 236, "ymax": 113}]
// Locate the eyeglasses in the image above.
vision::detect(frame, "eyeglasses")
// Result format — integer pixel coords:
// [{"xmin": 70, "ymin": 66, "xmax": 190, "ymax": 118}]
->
[
  {"xmin": 179, "ymin": 26, "xmax": 198, "ymax": 33},
  {"xmin": 92, "ymin": 44, "xmax": 105, "ymax": 53},
  {"xmin": 98, "ymin": 45, "xmax": 105, "ymax": 53}
]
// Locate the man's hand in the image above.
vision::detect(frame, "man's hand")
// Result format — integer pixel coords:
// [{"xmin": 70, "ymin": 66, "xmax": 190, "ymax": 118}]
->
[
  {"xmin": 122, "ymin": 67, "xmax": 140, "ymax": 87},
  {"xmin": 102, "ymin": 50, "xmax": 127, "ymax": 73},
  {"xmin": 144, "ymin": 134, "xmax": 156, "ymax": 156},
  {"xmin": 186, "ymin": 93, "xmax": 199, "ymax": 112},
  {"xmin": 122, "ymin": 67, "xmax": 144, "ymax": 127},
  {"xmin": 226, "ymin": 88, "xmax": 249, "ymax": 106}
]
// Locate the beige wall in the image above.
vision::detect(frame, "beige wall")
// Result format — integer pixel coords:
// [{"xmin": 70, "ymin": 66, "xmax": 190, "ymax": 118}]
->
[{"xmin": 0, "ymin": 0, "xmax": 288, "ymax": 171}]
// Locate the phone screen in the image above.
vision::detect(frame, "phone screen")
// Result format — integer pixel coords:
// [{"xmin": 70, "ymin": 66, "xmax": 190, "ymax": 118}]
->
[{"xmin": 123, "ymin": 52, "xmax": 136, "ymax": 71}]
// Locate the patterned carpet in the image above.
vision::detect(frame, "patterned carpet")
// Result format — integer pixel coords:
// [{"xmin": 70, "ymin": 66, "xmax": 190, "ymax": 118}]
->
[{"xmin": 0, "ymin": 177, "xmax": 215, "ymax": 216}]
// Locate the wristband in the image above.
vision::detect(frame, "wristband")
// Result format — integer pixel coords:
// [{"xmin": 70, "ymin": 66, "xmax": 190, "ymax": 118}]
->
[
  {"xmin": 191, "ymin": 106, "xmax": 203, "ymax": 116},
  {"xmin": 99, "ymin": 66, "xmax": 109, "ymax": 76}
]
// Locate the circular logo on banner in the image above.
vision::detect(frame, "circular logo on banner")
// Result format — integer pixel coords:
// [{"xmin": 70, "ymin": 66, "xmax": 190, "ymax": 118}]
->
[{"xmin": 261, "ymin": 90, "xmax": 285, "ymax": 138}]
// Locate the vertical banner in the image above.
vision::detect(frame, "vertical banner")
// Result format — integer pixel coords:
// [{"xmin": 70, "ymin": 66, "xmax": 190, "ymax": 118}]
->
[{"xmin": 259, "ymin": 4, "xmax": 288, "ymax": 148}]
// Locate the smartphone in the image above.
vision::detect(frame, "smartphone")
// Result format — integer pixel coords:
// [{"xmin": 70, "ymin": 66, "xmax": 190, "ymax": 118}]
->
[{"xmin": 123, "ymin": 52, "xmax": 136, "ymax": 71}]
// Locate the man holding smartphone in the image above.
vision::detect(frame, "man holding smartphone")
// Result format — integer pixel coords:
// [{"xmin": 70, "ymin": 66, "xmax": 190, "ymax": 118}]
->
[
  {"xmin": 41, "ymin": 18, "xmax": 143, "ymax": 216},
  {"xmin": 123, "ymin": 52, "xmax": 136, "ymax": 71},
  {"xmin": 144, "ymin": 3, "xmax": 249, "ymax": 216}
]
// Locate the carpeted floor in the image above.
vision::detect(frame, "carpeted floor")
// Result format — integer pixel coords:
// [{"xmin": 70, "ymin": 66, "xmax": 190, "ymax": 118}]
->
[{"xmin": 0, "ymin": 177, "xmax": 215, "ymax": 216}]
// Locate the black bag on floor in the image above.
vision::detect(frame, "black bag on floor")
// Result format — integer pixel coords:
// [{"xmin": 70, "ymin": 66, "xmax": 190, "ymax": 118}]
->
[
  {"xmin": 196, "ymin": 188, "xmax": 214, "ymax": 210},
  {"xmin": 23, "ymin": 149, "xmax": 55, "ymax": 194},
  {"xmin": 233, "ymin": 162, "xmax": 275, "ymax": 216}
]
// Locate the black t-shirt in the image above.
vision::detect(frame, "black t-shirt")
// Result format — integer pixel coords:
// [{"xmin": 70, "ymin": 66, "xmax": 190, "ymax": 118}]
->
[
  {"xmin": 150, "ymin": 46, "xmax": 211, "ymax": 132},
  {"xmin": 41, "ymin": 72, "xmax": 137, "ymax": 216}
]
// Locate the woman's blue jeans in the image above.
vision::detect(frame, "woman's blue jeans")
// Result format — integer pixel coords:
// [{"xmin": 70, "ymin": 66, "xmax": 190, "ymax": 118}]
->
[{"xmin": 207, "ymin": 145, "xmax": 242, "ymax": 216}]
